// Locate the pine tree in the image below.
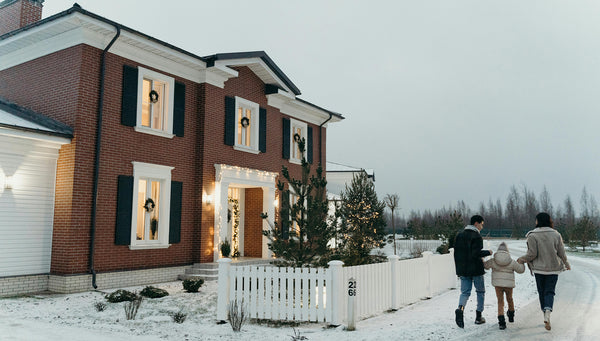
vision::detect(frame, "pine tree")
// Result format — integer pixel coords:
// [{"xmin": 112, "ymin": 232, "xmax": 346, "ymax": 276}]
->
[
  {"xmin": 334, "ymin": 172, "xmax": 387, "ymax": 265},
  {"xmin": 262, "ymin": 138, "xmax": 333, "ymax": 267}
]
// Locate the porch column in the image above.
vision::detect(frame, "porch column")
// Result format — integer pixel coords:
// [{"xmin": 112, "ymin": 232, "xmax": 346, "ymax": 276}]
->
[
  {"xmin": 213, "ymin": 180, "xmax": 230, "ymax": 262},
  {"xmin": 262, "ymin": 186, "xmax": 276, "ymax": 259}
]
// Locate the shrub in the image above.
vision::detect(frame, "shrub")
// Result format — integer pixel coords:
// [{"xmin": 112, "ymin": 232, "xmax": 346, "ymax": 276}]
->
[
  {"xmin": 94, "ymin": 301, "xmax": 107, "ymax": 312},
  {"xmin": 140, "ymin": 286, "xmax": 169, "ymax": 299},
  {"xmin": 227, "ymin": 299, "xmax": 247, "ymax": 332},
  {"xmin": 182, "ymin": 278, "xmax": 204, "ymax": 293},
  {"xmin": 220, "ymin": 240, "xmax": 231, "ymax": 258},
  {"xmin": 171, "ymin": 311, "xmax": 187, "ymax": 324},
  {"xmin": 436, "ymin": 243, "xmax": 449, "ymax": 254},
  {"xmin": 124, "ymin": 293, "xmax": 143, "ymax": 320},
  {"xmin": 105, "ymin": 289, "xmax": 137, "ymax": 303}
]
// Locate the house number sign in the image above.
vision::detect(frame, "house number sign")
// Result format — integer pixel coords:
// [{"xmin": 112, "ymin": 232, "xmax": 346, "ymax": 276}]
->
[{"xmin": 348, "ymin": 278, "xmax": 357, "ymax": 296}]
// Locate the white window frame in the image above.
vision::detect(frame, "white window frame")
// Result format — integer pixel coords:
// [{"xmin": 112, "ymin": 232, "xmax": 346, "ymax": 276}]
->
[
  {"xmin": 289, "ymin": 118, "xmax": 307, "ymax": 164},
  {"xmin": 130, "ymin": 161, "xmax": 174, "ymax": 250},
  {"xmin": 134, "ymin": 67, "xmax": 175, "ymax": 139},
  {"xmin": 233, "ymin": 96, "xmax": 260, "ymax": 154}
]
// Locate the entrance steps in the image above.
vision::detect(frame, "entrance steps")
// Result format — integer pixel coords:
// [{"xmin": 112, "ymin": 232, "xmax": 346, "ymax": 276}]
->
[{"xmin": 178, "ymin": 258, "xmax": 272, "ymax": 282}]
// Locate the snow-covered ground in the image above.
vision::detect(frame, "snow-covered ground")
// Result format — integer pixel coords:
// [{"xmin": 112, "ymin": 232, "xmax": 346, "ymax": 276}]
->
[{"xmin": 1, "ymin": 239, "xmax": 599, "ymax": 341}]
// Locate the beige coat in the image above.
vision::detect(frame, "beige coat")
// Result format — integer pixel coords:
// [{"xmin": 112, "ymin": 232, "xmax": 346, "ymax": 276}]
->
[
  {"xmin": 484, "ymin": 242, "xmax": 525, "ymax": 288},
  {"xmin": 517, "ymin": 227, "xmax": 570, "ymax": 275}
]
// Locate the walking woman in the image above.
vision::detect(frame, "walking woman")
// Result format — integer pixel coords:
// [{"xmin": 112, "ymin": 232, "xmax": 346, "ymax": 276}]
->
[{"xmin": 517, "ymin": 212, "xmax": 571, "ymax": 331}]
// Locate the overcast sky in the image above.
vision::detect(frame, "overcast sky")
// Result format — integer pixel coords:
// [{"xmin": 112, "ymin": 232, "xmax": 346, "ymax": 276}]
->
[{"xmin": 42, "ymin": 0, "xmax": 600, "ymax": 216}]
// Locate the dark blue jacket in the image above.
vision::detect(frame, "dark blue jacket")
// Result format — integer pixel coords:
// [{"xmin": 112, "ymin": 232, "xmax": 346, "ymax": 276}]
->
[{"xmin": 453, "ymin": 226, "xmax": 491, "ymax": 277}]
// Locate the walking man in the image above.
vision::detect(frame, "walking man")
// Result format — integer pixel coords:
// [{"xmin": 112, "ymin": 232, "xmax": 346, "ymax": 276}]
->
[{"xmin": 453, "ymin": 215, "xmax": 492, "ymax": 328}]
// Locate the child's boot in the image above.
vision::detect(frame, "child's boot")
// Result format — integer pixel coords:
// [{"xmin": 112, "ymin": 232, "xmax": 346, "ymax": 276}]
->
[
  {"xmin": 507, "ymin": 310, "xmax": 515, "ymax": 323},
  {"xmin": 498, "ymin": 315, "xmax": 506, "ymax": 330}
]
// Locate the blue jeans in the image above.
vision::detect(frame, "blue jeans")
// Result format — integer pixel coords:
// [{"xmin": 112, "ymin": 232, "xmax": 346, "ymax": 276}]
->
[
  {"xmin": 458, "ymin": 276, "xmax": 485, "ymax": 312},
  {"xmin": 534, "ymin": 274, "xmax": 558, "ymax": 312}
]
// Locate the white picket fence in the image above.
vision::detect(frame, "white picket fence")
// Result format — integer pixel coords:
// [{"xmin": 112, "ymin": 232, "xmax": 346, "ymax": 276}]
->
[{"xmin": 216, "ymin": 250, "xmax": 457, "ymax": 325}]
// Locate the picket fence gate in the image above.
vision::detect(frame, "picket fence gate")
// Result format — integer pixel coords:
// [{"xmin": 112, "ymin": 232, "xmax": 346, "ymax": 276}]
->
[{"xmin": 216, "ymin": 250, "xmax": 457, "ymax": 325}]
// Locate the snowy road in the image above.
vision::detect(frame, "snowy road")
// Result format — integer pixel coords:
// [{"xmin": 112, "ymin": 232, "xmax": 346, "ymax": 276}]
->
[{"xmin": 1, "ymin": 239, "xmax": 598, "ymax": 341}]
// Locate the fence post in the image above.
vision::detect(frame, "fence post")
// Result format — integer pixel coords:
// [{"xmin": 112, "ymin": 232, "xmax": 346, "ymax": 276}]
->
[
  {"xmin": 423, "ymin": 251, "xmax": 433, "ymax": 298},
  {"xmin": 449, "ymin": 248, "xmax": 457, "ymax": 289},
  {"xmin": 347, "ymin": 277, "xmax": 357, "ymax": 331},
  {"xmin": 388, "ymin": 255, "xmax": 400, "ymax": 310},
  {"xmin": 216, "ymin": 257, "xmax": 232, "ymax": 322},
  {"xmin": 328, "ymin": 260, "xmax": 344, "ymax": 326}
]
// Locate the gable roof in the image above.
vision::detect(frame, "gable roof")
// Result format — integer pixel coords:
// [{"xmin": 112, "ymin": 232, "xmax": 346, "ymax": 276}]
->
[{"xmin": 0, "ymin": 96, "xmax": 73, "ymax": 138}]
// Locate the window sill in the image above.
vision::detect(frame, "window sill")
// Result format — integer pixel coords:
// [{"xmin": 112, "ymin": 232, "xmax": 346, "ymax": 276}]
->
[
  {"xmin": 289, "ymin": 158, "xmax": 302, "ymax": 165},
  {"xmin": 233, "ymin": 145, "xmax": 260, "ymax": 154},
  {"xmin": 129, "ymin": 243, "xmax": 171, "ymax": 250},
  {"xmin": 134, "ymin": 126, "xmax": 175, "ymax": 139}
]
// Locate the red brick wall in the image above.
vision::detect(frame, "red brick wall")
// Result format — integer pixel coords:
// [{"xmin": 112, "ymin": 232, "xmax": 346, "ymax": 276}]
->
[
  {"xmin": 244, "ymin": 188, "xmax": 263, "ymax": 257},
  {"xmin": 0, "ymin": 46, "xmax": 328, "ymax": 271},
  {"xmin": 0, "ymin": 0, "xmax": 43, "ymax": 36}
]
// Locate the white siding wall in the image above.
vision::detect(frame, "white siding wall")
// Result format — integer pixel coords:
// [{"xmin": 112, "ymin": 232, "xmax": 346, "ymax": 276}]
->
[{"xmin": 0, "ymin": 133, "xmax": 64, "ymax": 277}]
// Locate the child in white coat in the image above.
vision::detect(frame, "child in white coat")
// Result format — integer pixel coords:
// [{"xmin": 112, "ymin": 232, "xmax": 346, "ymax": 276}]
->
[{"xmin": 484, "ymin": 242, "xmax": 525, "ymax": 330}]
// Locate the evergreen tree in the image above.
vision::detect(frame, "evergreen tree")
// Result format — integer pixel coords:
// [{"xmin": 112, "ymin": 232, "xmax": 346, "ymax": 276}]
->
[
  {"xmin": 262, "ymin": 138, "xmax": 333, "ymax": 267},
  {"xmin": 335, "ymin": 172, "xmax": 387, "ymax": 265}
]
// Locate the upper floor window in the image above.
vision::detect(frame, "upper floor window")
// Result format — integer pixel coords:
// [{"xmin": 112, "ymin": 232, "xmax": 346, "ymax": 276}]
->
[
  {"xmin": 290, "ymin": 119, "xmax": 307, "ymax": 164},
  {"xmin": 224, "ymin": 96, "xmax": 267, "ymax": 153},
  {"xmin": 121, "ymin": 65, "xmax": 185, "ymax": 138},
  {"xmin": 136, "ymin": 67, "xmax": 175, "ymax": 137},
  {"xmin": 234, "ymin": 97, "xmax": 260, "ymax": 152}
]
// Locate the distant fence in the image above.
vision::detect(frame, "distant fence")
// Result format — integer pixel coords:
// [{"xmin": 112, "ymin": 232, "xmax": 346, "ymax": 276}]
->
[
  {"xmin": 395, "ymin": 239, "xmax": 443, "ymax": 253},
  {"xmin": 216, "ymin": 250, "xmax": 457, "ymax": 325}
]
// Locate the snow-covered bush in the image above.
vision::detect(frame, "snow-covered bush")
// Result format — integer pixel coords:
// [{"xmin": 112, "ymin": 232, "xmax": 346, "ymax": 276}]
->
[
  {"xmin": 105, "ymin": 289, "xmax": 137, "ymax": 303},
  {"xmin": 182, "ymin": 278, "xmax": 204, "ymax": 293},
  {"xmin": 140, "ymin": 286, "xmax": 169, "ymax": 299},
  {"xmin": 171, "ymin": 311, "xmax": 187, "ymax": 323},
  {"xmin": 94, "ymin": 301, "xmax": 107, "ymax": 312}
]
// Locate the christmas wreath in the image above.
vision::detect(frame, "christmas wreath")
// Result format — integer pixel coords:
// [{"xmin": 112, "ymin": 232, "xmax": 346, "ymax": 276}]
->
[
  {"xmin": 293, "ymin": 133, "xmax": 301, "ymax": 143},
  {"xmin": 149, "ymin": 90, "xmax": 159, "ymax": 104},
  {"xmin": 240, "ymin": 117, "xmax": 250, "ymax": 127},
  {"xmin": 143, "ymin": 198, "xmax": 156, "ymax": 212}
]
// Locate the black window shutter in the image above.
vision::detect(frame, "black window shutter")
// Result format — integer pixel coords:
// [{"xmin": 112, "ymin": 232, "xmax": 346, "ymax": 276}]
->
[
  {"xmin": 259, "ymin": 107, "xmax": 267, "ymax": 153},
  {"xmin": 169, "ymin": 181, "xmax": 183, "ymax": 244},
  {"xmin": 224, "ymin": 96, "xmax": 235, "ymax": 146},
  {"xmin": 115, "ymin": 175, "xmax": 134, "ymax": 245},
  {"xmin": 282, "ymin": 117, "xmax": 290, "ymax": 159},
  {"xmin": 281, "ymin": 192, "xmax": 289, "ymax": 240},
  {"xmin": 307, "ymin": 126, "xmax": 313, "ymax": 164},
  {"xmin": 121, "ymin": 65, "xmax": 138, "ymax": 127},
  {"xmin": 173, "ymin": 81, "xmax": 185, "ymax": 137}
]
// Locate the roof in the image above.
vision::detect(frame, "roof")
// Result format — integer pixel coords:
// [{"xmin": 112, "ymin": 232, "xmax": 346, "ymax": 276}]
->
[
  {"xmin": 0, "ymin": 96, "xmax": 73, "ymax": 138},
  {"xmin": 326, "ymin": 161, "xmax": 375, "ymax": 180},
  {"xmin": 0, "ymin": 4, "xmax": 345, "ymax": 122}
]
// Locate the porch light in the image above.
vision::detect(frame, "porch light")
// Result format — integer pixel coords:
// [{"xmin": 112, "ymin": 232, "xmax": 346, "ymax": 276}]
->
[
  {"xmin": 274, "ymin": 198, "xmax": 279, "ymax": 208},
  {"xmin": 4, "ymin": 175, "xmax": 13, "ymax": 190},
  {"xmin": 203, "ymin": 192, "xmax": 213, "ymax": 205}
]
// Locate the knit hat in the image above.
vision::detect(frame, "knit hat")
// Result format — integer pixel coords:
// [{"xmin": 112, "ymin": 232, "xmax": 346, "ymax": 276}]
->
[{"xmin": 497, "ymin": 242, "xmax": 508, "ymax": 252}]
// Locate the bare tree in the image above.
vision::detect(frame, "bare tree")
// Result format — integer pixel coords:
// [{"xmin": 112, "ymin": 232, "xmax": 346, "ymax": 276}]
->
[
  {"xmin": 539, "ymin": 185, "xmax": 553, "ymax": 216},
  {"xmin": 384, "ymin": 194, "xmax": 400, "ymax": 255}
]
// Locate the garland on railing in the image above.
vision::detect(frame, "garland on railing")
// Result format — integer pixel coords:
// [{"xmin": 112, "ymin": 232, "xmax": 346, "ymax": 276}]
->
[{"xmin": 228, "ymin": 197, "xmax": 240, "ymax": 257}]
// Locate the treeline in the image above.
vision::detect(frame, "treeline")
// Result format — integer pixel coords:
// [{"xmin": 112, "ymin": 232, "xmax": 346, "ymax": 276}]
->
[{"xmin": 384, "ymin": 185, "xmax": 600, "ymax": 249}]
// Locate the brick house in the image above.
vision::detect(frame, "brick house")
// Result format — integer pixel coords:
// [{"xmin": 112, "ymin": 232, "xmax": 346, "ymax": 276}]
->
[{"xmin": 0, "ymin": 0, "xmax": 343, "ymax": 295}]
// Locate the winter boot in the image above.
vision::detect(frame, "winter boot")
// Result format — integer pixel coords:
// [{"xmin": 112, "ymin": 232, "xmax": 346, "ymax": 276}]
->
[
  {"xmin": 455, "ymin": 306, "xmax": 464, "ymax": 328},
  {"xmin": 498, "ymin": 315, "xmax": 506, "ymax": 330},
  {"xmin": 475, "ymin": 310, "xmax": 486, "ymax": 324},
  {"xmin": 507, "ymin": 310, "xmax": 515, "ymax": 323},
  {"xmin": 544, "ymin": 309, "xmax": 551, "ymax": 330}
]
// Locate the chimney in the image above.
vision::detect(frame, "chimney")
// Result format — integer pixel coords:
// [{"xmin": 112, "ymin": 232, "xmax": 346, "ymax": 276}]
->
[{"xmin": 0, "ymin": 0, "xmax": 44, "ymax": 36}]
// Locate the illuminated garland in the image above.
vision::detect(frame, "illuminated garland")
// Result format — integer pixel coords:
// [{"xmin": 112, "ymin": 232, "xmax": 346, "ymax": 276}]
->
[{"xmin": 228, "ymin": 197, "xmax": 241, "ymax": 257}]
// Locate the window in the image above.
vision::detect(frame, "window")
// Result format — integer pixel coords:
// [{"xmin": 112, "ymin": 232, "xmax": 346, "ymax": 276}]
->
[
  {"xmin": 289, "ymin": 119, "xmax": 307, "ymax": 164},
  {"xmin": 234, "ymin": 97, "xmax": 260, "ymax": 153},
  {"xmin": 130, "ymin": 162, "xmax": 173, "ymax": 249},
  {"xmin": 135, "ymin": 67, "xmax": 175, "ymax": 138}
]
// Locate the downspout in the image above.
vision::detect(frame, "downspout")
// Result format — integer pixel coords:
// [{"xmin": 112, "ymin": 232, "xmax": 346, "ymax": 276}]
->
[
  {"xmin": 318, "ymin": 113, "xmax": 333, "ymax": 165},
  {"xmin": 90, "ymin": 25, "xmax": 121, "ymax": 289}
]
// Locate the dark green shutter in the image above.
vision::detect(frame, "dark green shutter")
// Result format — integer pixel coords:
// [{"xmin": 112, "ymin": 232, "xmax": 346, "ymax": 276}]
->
[
  {"xmin": 307, "ymin": 126, "xmax": 313, "ymax": 164},
  {"xmin": 169, "ymin": 181, "xmax": 182, "ymax": 244},
  {"xmin": 173, "ymin": 81, "xmax": 185, "ymax": 137},
  {"xmin": 224, "ymin": 96, "xmax": 235, "ymax": 146},
  {"xmin": 259, "ymin": 107, "xmax": 267, "ymax": 153},
  {"xmin": 121, "ymin": 65, "xmax": 138, "ymax": 127},
  {"xmin": 115, "ymin": 175, "xmax": 134, "ymax": 245},
  {"xmin": 282, "ymin": 117, "xmax": 290, "ymax": 159}
]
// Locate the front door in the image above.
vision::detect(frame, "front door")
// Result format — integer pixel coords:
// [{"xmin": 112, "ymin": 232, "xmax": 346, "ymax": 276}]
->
[{"xmin": 227, "ymin": 187, "xmax": 244, "ymax": 257}]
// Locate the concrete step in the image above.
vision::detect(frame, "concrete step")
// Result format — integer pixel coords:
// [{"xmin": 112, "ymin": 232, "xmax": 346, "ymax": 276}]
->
[
  {"xmin": 178, "ymin": 273, "xmax": 218, "ymax": 281},
  {"xmin": 184, "ymin": 268, "xmax": 218, "ymax": 276}
]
